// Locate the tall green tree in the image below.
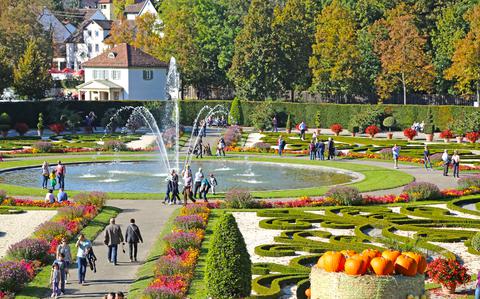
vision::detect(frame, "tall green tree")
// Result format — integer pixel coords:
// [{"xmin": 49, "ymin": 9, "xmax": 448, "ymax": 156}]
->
[
  {"xmin": 229, "ymin": 0, "xmax": 281, "ymax": 100},
  {"xmin": 272, "ymin": 0, "xmax": 318, "ymax": 101},
  {"xmin": 309, "ymin": 0, "xmax": 361, "ymax": 96},
  {"xmin": 113, "ymin": 0, "xmax": 135, "ymax": 18},
  {"xmin": 445, "ymin": 4, "xmax": 480, "ymax": 102},
  {"xmin": 13, "ymin": 39, "xmax": 52, "ymax": 100},
  {"xmin": 0, "ymin": 46, "xmax": 12, "ymax": 95},
  {"xmin": 193, "ymin": 0, "xmax": 249, "ymax": 96},
  {"xmin": 372, "ymin": 3, "xmax": 434, "ymax": 104}
]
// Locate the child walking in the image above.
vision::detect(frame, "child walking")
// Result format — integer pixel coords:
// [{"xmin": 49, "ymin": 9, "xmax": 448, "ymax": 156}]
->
[
  {"xmin": 50, "ymin": 169, "xmax": 57, "ymax": 190},
  {"xmin": 209, "ymin": 174, "xmax": 218, "ymax": 195},
  {"xmin": 50, "ymin": 263, "xmax": 61, "ymax": 298}
]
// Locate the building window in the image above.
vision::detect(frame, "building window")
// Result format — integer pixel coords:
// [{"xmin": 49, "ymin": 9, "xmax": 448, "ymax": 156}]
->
[
  {"xmin": 112, "ymin": 70, "xmax": 120, "ymax": 80},
  {"xmin": 101, "ymin": 4, "xmax": 106, "ymax": 9},
  {"xmin": 93, "ymin": 70, "xmax": 99, "ymax": 79},
  {"xmin": 95, "ymin": 31, "xmax": 99, "ymax": 37},
  {"xmin": 88, "ymin": 30, "xmax": 92, "ymax": 37},
  {"xmin": 95, "ymin": 44, "xmax": 99, "ymax": 52},
  {"xmin": 102, "ymin": 70, "xmax": 109, "ymax": 79},
  {"xmin": 87, "ymin": 44, "xmax": 92, "ymax": 54},
  {"xmin": 143, "ymin": 70, "xmax": 153, "ymax": 80}
]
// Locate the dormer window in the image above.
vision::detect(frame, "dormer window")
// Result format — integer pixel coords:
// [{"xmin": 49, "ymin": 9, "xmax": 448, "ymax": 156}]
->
[
  {"xmin": 108, "ymin": 52, "xmax": 117, "ymax": 59},
  {"xmin": 143, "ymin": 70, "xmax": 153, "ymax": 80}
]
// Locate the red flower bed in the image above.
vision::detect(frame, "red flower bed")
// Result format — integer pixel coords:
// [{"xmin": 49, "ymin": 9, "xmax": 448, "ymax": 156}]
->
[{"xmin": 330, "ymin": 124, "xmax": 343, "ymax": 135}]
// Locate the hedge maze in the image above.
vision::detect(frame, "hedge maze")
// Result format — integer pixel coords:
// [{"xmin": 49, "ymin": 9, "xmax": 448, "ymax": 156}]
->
[{"xmin": 249, "ymin": 195, "xmax": 480, "ymax": 298}]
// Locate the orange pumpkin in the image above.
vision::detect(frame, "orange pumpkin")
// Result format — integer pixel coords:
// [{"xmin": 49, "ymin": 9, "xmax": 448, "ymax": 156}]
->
[
  {"xmin": 403, "ymin": 252, "xmax": 427, "ymax": 274},
  {"xmin": 345, "ymin": 257, "xmax": 365, "ymax": 275},
  {"xmin": 362, "ymin": 249, "xmax": 381, "ymax": 259},
  {"xmin": 323, "ymin": 251, "xmax": 346, "ymax": 272},
  {"xmin": 351, "ymin": 254, "xmax": 371, "ymax": 274},
  {"xmin": 395, "ymin": 255, "xmax": 418, "ymax": 276},
  {"xmin": 317, "ymin": 254, "xmax": 326, "ymax": 269},
  {"xmin": 340, "ymin": 249, "xmax": 356, "ymax": 258},
  {"xmin": 305, "ymin": 288, "xmax": 311, "ymax": 298},
  {"xmin": 370, "ymin": 257, "xmax": 394, "ymax": 275},
  {"xmin": 382, "ymin": 250, "xmax": 401, "ymax": 263}
]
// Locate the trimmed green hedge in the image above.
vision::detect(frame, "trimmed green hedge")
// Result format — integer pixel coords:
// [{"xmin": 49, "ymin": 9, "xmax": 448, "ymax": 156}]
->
[{"xmin": 1, "ymin": 100, "xmax": 478, "ymax": 130}]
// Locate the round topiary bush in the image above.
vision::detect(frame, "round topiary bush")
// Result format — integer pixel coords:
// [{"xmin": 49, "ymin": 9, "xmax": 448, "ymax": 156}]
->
[
  {"xmin": 205, "ymin": 213, "xmax": 251, "ymax": 298},
  {"xmin": 383, "ymin": 116, "xmax": 396, "ymax": 131},
  {"xmin": 402, "ymin": 182, "xmax": 441, "ymax": 201},
  {"xmin": 471, "ymin": 232, "xmax": 480, "ymax": 252},
  {"xmin": 221, "ymin": 189, "xmax": 258, "ymax": 209},
  {"xmin": 325, "ymin": 186, "xmax": 362, "ymax": 206}
]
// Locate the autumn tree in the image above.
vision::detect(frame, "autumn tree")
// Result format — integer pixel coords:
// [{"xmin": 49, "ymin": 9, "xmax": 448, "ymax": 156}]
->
[
  {"xmin": 309, "ymin": 0, "xmax": 361, "ymax": 96},
  {"xmin": 372, "ymin": 3, "xmax": 434, "ymax": 104},
  {"xmin": 0, "ymin": 46, "xmax": 12, "ymax": 95},
  {"xmin": 13, "ymin": 39, "xmax": 52, "ymax": 100},
  {"xmin": 105, "ymin": 17, "xmax": 135, "ymax": 46},
  {"xmin": 113, "ymin": 0, "xmax": 135, "ymax": 18},
  {"xmin": 272, "ymin": 0, "xmax": 318, "ymax": 101},
  {"xmin": 229, "ymin": 0, "xmax": 281, "ymax": 100},
  {"xmin": 132, "ymin": 13, "xmax": 163, "ymax": 55},
  {"xmin": 445, "ymin": 4, "xmax": 480, "ymax": 102}
]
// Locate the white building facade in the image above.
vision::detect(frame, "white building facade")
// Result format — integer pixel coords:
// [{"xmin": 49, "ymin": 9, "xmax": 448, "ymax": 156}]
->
[
  {"xmin": 77, "ymin": 43, "xmax": 168, "ymax": 101},
  {"xmin": 125, "ymin": 0, "xmax": 158, "ymax": 20}
]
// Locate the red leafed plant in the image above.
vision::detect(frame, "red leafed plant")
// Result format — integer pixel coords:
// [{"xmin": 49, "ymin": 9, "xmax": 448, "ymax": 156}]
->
[
  {"xmin": 439, "ymin": 129, "xmax": 454, "ymax": 139},
  {"xmin": 14, "ymin": 123, "xmax": 29, "ymax": 136},
  {"xmin": 465, "ymin": 131, "xmax": 480, "ymax": 143},
  {"xmin": 49, "ymin": 123, "xmax": 65, "ymax": 135},
  {"xmin": 426, "ymin": 258, "xmax": 470, "ymax": 290},
  {"xmin": 403, "ymin": 128, "xmax": 418, "ymax": 140},
  {"xmin": 330, "ymin": 124, "xmax": 343, "ymax": 136},
  {"xmin": 365, "ymin": 125, "xmax": 380, "ymax": 138}
]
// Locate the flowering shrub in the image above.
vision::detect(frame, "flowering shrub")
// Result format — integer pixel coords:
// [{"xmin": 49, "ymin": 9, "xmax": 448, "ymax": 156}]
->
[
  {"xmin": 223, "ymin": 125, "xmax": 242, "ymax": 146},
  {"xmin": 6, "ymin": 239, "xmax": 51, "ymax": 264},
  {"xmin": 252, "ymin": 142, "xmax": 271, "ymax": 152},
  {"xmin": 32, "ymin": 141, "xmax": 53, "ymax": 153},
  {"xmin": 403, "ymin": 128, "xmax": 418, "ymax": 140},
  {"xmin": 330, "ymin": 123, "xmax": 343, "ymax": 135},
  {"xmin": 34, "ymin": 221, "xmax": 70, "ymax": 242},
  {"xmin": 103, "ymin": 140, "xmax": 127, "ymax": 151},
  {"xmin": 378, "ymin": 148, "xmax": 393, "ymax": 159},
  {"xmin": 365, "ymin": 125, "xmax": 380, "ymax": 137},
  {"xmin": 0, "ymin": 190, "xmax": 6, "ymax": 201},
  {"xmin": 48, "ymin": 123, "xmax": 65, "ymax": 135},
  {"xmin": 0, "ymin": 261, "xmax": 34, "ymax": 292},
  {"xmin": 465, "ymin": 131, "xmax": 480, "ymax": 143},
  {"xmin": 426, "ymin": 258, "xmax": 470, "ymax": 290},
  {"xmin": 439, "ymin": 129, "xmax": 454, "ymax": 139},
  {"xmin": 402, "ymin": 182, "xmax": 441, "ymax": 201},
  {"xmin": 457, "ymin": 175, "xmax": 480, "ymax": 189},
  {"xmin": 325, "ymin": 186, "xmax": 362, "ymax": 206},
  {"xmin": 164, "ymin": 231, "xmax": 203, "ymax": 254},
  {"xmin": 57, "ymin": 205, "xmax": 85, "ymax": 221},
  {"xmin": 73, "ymin": 191, "xmax": 108, "ymax": 209},
  {"xmin": 173, "ymin": 215, "xmax": 206, "ymax": 231},
  {"xmin": 222, "ymin": 189, "xmax": 258, "ymax": 209},
  {"xmin": 13, "ymin": 123, "xmax": 29, "ymax": 136}
]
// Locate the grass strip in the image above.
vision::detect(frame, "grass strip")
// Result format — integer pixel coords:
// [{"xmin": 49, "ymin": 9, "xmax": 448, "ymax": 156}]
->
[
  {"xmin": 15, "ymin": 206, "xmax": 121, "ymax": 299},
  {"xmin": 127, "ymin": 208, "xmax": 180, "ymax": 298}
]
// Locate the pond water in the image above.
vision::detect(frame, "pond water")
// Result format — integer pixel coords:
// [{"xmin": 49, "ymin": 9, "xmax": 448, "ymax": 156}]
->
[{"xmin": 0, "ymin": 160, "xmax": 358, "ymax": 193}]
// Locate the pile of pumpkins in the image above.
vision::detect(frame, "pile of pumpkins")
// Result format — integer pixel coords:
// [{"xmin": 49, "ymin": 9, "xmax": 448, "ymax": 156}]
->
[{"xmin": 317, "ymin": 248, "xmax": 427, "ymax": 276}]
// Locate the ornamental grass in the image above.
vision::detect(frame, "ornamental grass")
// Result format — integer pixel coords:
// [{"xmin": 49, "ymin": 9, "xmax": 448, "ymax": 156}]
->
[{"xmin": 6, "ymin": 239, "xmax": 51, "ymax": 264}]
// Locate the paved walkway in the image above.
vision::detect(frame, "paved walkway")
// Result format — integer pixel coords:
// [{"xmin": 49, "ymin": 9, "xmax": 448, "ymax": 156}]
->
[{"xmin": 57, "ymin": 200, "xmax": 177, "ymax": 299}]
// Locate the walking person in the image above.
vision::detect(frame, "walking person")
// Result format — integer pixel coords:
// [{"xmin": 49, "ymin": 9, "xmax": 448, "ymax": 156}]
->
[
  {"xmin": 52, "ymin": 253, "xmax": 67, "ymax": 296},
  {"xmin": 309, "ymin": 140, "xmax": 316, "ymax": 160},
  {"xmin": 163, "ymin": 170, "xmax": 173, "ymax": 204},
  {"xmin": 217, "ymin": 138, "xmax": 226, "ymax": 157},
  {"xmin": 50, "ymin": 262, "xmax": 61, "ymax": 298},
  {"xmin": 316, "ymin": 140, "xmax": 325, "ymax": 160},
  {"xmin": 327, "ymin": 138, "xmax": 335, "ymax": 160},
  {"xmin": 104, "ymin": 218, "xmax": 124, "ymax": 266},
  {"xmin": 475, "ymin": 270, "xmax": 480, "ymax": 299},
  {"xmin": 200, "ymin": 176, "xmax": 211, "ymax": 202},
  {"xmin": 56, "ymin": 161, "xmax": 66, "ymax": 189},
  {"xmin": 299, "ymin": 121, "xmax": 307, "ymax": 141},
  {"xmin": 195, "ymin": 137, "xmax": 203, "ymax": 159},
  {"xmin": 209, "ymin": 174, "xmax": 218, "ymax": 195},
  {"xmin": 272, "ymin": 116, "xmax": 278, "ymax": 133},
  {"xmin": 442, "ymin": 149, "xmax": 450, "ymax": 176},
  {"xmin": 392, "ymin": 144, "xmax": 400, "ymax": 169},
  {"xmin": 56, "ymin": 238, "xmax": 72, "ymax": 284},
  {"xmin": 42, "ymin": 161, "xmax": 50, "ymax": 189},
  {"xmin": 75, "ymin": 233, "xmax": 91, "ymax": 285},
  {"xmin": 170, "ymin": 170, "xmax": 181, "ymax": 204},
  {"xmin": 423, "ymin": 145, "xmax": 433, "ymax": 170},
  {"xmin": 278, "ymin": 136, "xmax": 286, "ymax": 156},
  {"xmin": 125, "ymin": 219, "xmax": 143, "ymax": 262},
  {"xmin": 182, "ymin": 171, "xmax": 196, "ymax": 205},
  {"xmin": 193, "ymin": 168, "xmax": 204, "ymax": 198},
  {"xmin": 452, "ymin": 150, "xmax": 460, "ymax": 178}
]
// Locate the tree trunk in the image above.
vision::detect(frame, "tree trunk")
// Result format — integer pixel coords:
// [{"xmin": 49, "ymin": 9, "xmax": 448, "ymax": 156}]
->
[
  {"xmin": 477, "ymin": 81, "xmax": 479, "ymax": 103},
  {"xmin": 181, "ymin": 78, "xmax": 184, "ymax": 100},
  {"xmin": 290, "ymin": 90, "xmax": 295, "ymax": 102},
  {"xmin": 402, "ymin": 72, "xmax": 407, "ymax": 105}
]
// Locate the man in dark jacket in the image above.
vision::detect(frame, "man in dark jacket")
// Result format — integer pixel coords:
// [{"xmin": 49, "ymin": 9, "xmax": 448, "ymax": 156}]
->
[
  {"xmin": 125, "ymin": 219, "xmax": 143, "ymax": 262},
  {"xmin": 104, "ymin": 218, "xmax": 124, "ymax": 265}
]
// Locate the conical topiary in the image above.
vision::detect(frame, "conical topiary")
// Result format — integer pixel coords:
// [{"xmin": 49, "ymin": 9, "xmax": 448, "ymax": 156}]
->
[
  {"xmin": 229, "ymin": 97, "xmax": 243, "ymax": 125},
  {"xmin": 205, "ymin": 213, "xmax": 251, "ymax": 298}
]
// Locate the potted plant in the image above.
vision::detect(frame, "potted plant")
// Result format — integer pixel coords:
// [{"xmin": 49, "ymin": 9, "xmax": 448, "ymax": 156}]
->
[
  {"xmin": 314, "ymin": 111, "xmax": 322, "ymax": 135},
  {"xmin": 350, "ymin": 125, "xmax": 359, "ymax": 137},
  {"xmin": 426, "ymin": 257, "xmax": 470, "ymax": 295},
  {"xmin": 439, "ymin": 129, "xmax": 453, "ymax": 143},
  {"xmin": 451, "ymin": 118, "xmax": 466, "ymax": 143},
  {"xmin": 466, "ymin": 131, "xmax": 480, "ymax": 143},
  {"xmin": 382, "ymin": 116, "xmax": 396, "ymax": 140},
  {"xmin": 423, "ymin": 108, "xmax": 435, "ymax": 142},
  {"xmin": 14, "ymin": 122, "xmax": 29, "ymax": 136},
  {"xmin": 286, "ymin": 113, "xmax": 292, "ymax": 134},
  {"xmin": 0, "ymin": 112, "xmax": 11, "ymax": 138},
  {"xmin": 330, "ymin": 124, "xmax": 343, "ymax": 136},
  {"xmin": 365, "ymin": 125, "xmax": 380, "ymax": 138},
  {"xmin": 403, "ymin": 128, "xmax": 417, "ymax": 141},
  {"xmin": 37, "ymin": 113, "xmax": 44, "ymax": 137}
]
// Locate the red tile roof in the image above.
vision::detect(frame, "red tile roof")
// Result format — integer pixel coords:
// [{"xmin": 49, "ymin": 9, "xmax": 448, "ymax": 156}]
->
[
  {"xmin": 124, "ymin": 1, "xmax": 146, "ymax": 14},
  {"xmin": 98, "ymin": 0, "xmax": 112, "ymax": 4},
  {"xmin": 82, "ymin": 43, "xmax": 168, "ymax": 68}
]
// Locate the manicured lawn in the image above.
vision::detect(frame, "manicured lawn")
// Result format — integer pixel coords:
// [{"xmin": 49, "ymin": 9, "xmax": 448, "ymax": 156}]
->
[
  {"xmin": 15, "ymin": 206, "xmax": 121, "ymax": 299},
  {"xmin": 128, "ymin": 208, "xmax": 180, "ymax": 298}
]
